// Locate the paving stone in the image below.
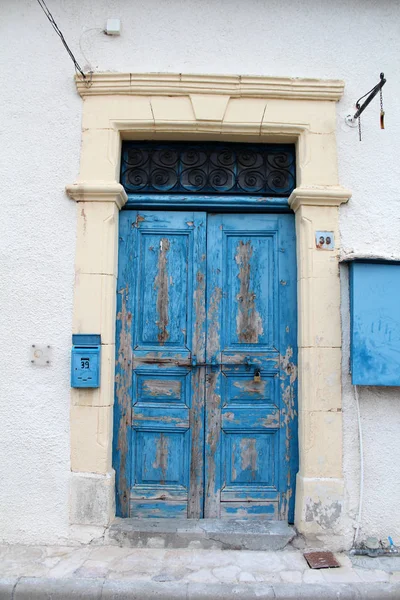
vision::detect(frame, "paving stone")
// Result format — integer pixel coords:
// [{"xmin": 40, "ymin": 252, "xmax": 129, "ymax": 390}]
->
[
  {"xmin": 45, "ymin": 546, "xmax": 76, "ymax": 559},
  {"xmin": 212, "ymin": 565, "xmax": 241, "ymax": 583},
  {"xmin": 336, "ymin": 553, "xmax": 353, "ymax": 568},
  {"xmin": 280, "ymin": 570, "xmax": 302, "ymax": 583},
  {"xmin": 354, "ymin": 567, "xmax": 390, "ymax": 582},
  {"xmin": 46, "ymin": 547, "xmax": 92, "ymax": 578},
  {"xmin": 161, "ymin": 549, "xmax": 198, "ymax": 570},
  {"xmin": 239, "ymin": 571, "xmax": 256, "ymax": 582},
  {"xmin": 302, "ymin": 568, "xmax": 325, "ymax": 583},
  {"xmin": 186, "ymin": 568, "xmax": 219, "ymax": 583},
  {"xmin": 186, "ymin": 550, "xmax": 237, "ymax": 569},
  {"xmin": 3, "ymin": 546, "xmax": 45, "ymax": 563},
  {"xmin": 252, "ymin": 573, "xmax": 282, "ymax": 584},
  {"xmin": 109, "ymin": 553, "xmax": 164, "ymax": 574},
  {"xmin": 74, "ymin": 560, "xmax": 110, "ymax": 578},
  {"xmin": 42, "ymin": 556, "xmax": 64, "ymax": 569},
  {"xmin": 236, "ymin": 551, "xmax": 285, "ymax": 572},
  {"xmin": 321, "ymin": 566, "xmax": 362, "ymax": 583},
  {"xmin": 88, "ymin": 546, "xmax": 131, "ymax": 562},
  {"xmin": 280, "ymin": 552, "xmax": 308, "ymax": 570},
  {"xmin": 252, "ymin": 573, "xmax": 266, "ymax": 582},
  {"xmin": 0, "ymin": 561, "xmax": 49, "ymax": 578}
]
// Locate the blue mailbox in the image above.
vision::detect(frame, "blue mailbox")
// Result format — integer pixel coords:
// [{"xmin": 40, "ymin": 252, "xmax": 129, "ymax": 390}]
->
[
  {"xmin": 71, "ymin": 334, "xmax": 101, "ymax": 388},
  {"xmin": 350, "ymin": 261, "xmax": 400, "ymax": 386}
]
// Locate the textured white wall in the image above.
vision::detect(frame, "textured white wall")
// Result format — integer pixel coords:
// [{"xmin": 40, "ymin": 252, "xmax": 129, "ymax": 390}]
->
[{"xmin": 0, "ymin": 0, "xmax": 399, "ymax": 544}]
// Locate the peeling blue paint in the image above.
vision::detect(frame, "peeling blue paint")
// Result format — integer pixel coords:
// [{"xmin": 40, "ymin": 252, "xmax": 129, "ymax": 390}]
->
[{"xmin": 114, "ymin": 210, "xmax": 297, "ymax": 521}]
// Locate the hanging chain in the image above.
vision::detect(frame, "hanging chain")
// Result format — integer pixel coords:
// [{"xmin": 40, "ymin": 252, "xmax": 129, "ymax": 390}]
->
[
  {"xmin": 358, "ymin": 112, "xmax": 362, "ymax": 142},
  {"xmin": 380, "ymin": 87, "xmax": 385, "ymax": 129}
]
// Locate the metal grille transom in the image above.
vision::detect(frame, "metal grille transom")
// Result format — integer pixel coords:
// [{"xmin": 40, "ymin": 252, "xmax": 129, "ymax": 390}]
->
[{"xmin": 121, "ymin": 142, "xmax": 296, "ymax": 196}]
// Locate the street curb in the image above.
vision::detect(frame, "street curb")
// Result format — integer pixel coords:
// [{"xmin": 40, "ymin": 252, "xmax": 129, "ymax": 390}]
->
[{"xmin": 1, "ymin": 578, "xmax": 400, "ymax": 599}]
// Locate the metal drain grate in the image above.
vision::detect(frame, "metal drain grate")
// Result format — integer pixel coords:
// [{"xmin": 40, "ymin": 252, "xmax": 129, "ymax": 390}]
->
[{"xmin": 304, "ymin": 551, "xmax": 340, "ymax": 569}]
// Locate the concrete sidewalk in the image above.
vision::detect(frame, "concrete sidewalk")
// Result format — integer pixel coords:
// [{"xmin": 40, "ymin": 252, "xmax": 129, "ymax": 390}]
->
[{"xmin": 1, "ymin": 543, "xmax": 400, "ymax": 599}]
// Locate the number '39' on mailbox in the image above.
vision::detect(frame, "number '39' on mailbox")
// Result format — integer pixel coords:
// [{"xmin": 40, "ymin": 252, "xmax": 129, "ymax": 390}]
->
[{"xmin": 71, "ymin": 334, "xmax": 101, "ymax": 388}]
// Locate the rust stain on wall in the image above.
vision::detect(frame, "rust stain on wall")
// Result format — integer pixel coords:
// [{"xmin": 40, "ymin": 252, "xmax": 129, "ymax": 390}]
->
[
  {"xmin": 154, "ymin": 238, "xmax": 170, "ymax": 344},
  {"xmin": 235, "ymin": 241, "xmax": 263, "ymax": 343}
]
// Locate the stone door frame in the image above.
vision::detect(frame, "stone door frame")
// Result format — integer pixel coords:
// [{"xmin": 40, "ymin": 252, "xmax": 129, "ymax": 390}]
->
[{"xmin": 66, "ymin": 73, "xmax": 351, "ymax": 546}]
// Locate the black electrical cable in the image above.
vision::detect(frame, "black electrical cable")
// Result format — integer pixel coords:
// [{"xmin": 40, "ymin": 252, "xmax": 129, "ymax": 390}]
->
[{"xmin": 36, "ymin": 0, "xmax": 86, "ymax": 79}]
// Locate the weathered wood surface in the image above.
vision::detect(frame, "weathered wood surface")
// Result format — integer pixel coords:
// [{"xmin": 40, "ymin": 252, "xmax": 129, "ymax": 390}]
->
[{"xmin": 114, "ymin": 210, "xmax": 297, "ymax": 521}]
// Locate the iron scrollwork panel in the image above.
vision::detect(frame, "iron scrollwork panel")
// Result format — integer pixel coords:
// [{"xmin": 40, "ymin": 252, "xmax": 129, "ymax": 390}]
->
[{"xmin": 121, "ymin": 142, "xmax": 295, "ymax": 196}]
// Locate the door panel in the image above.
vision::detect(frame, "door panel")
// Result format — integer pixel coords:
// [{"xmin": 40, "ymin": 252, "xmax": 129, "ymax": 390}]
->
[
  {"xmin": 115, "ymin": 210, "xmax": 206, "ymax": 518},
  {"xmin": 205, "ymin": 214, "xmax": 297, "ymax": 520},
  {"xmin": 114, "ymin": 210, "xmax": 297, "ymax": 521},
  {"xmin": 137, "ymin": 232, "xmax": 189, "ymax": 347}
]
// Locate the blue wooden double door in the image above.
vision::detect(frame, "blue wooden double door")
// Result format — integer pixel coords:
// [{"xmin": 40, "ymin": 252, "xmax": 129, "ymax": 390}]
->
[{"xmin": 115, "ymin": 210, "xmax": 297, "ymax": 521}]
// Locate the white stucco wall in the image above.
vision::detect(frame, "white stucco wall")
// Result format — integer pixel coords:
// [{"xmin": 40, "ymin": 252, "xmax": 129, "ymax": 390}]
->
[{"xmin": 0, "ymin": 0, "xmax": 399, "ymax": 545}]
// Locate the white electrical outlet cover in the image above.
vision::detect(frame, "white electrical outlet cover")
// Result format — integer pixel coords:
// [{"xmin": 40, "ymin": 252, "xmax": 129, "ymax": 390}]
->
[{"xmin": 106, "ymin": 18, "xmax": 121, "ymax": 35}]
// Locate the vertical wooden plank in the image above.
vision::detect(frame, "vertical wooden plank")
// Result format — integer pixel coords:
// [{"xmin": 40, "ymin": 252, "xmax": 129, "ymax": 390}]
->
[
  {"xmin": 113, "ymin": 210, "xmax": 136, "ymax": 517},
  {"xmin": 204, "ymin": 214, "xmax": 223, "ymax": 518},
  {"xmin": 188, "ymin": 213, "xmax": 206, "ymax": 518},
  {"xmin": 277, "ymin": 214, "xmax": 298, "ymax": 523}
]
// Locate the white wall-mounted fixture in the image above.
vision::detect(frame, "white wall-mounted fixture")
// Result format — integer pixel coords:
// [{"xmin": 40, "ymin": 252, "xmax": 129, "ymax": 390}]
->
[
  {"xmin": 30, "ymin": 344, "xmax": 52, "ymax": 366},
  {"xmin": 105, "ymin": 18, "xmax": 121, "ymax": 36}
]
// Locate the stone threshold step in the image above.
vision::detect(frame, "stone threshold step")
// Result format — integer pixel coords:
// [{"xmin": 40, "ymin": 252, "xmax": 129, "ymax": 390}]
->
[{"xmin": 107, "ymin": 518, "xmax": 296, "ymax": 551}]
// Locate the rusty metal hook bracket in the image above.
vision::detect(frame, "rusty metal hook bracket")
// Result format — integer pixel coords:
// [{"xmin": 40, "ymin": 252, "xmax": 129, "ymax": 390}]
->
[{"xmin": 353, "ymin": 73, "xmax": 386, "ymax": 121}]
